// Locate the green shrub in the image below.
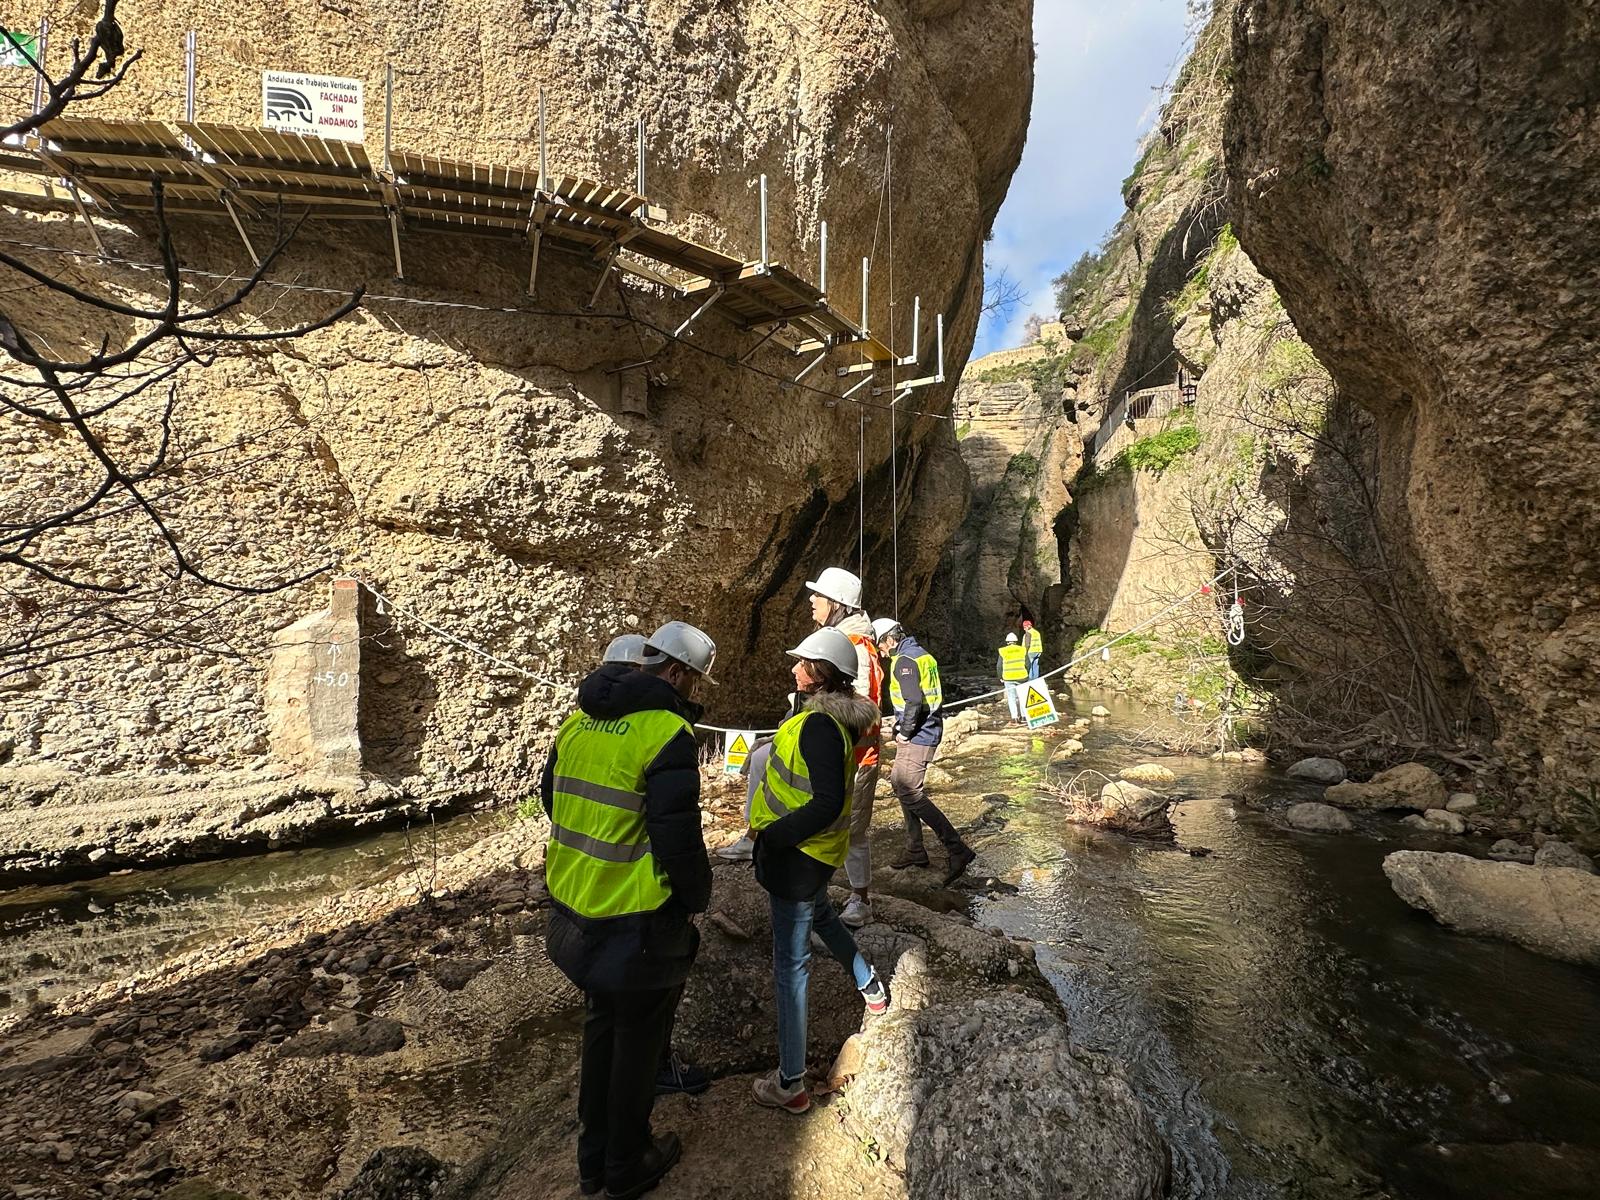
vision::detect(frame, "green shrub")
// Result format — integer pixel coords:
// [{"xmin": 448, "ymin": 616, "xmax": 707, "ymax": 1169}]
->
[{"xmin": 1118, "ymin": 423, "xmax": 1201, "ymax": 473}]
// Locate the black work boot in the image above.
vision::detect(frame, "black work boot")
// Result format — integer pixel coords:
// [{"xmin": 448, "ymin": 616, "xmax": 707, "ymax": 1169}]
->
[
  {"xmin": 891, "ymin": 848, "xmax": 930, "ymax": 869},
  {"xmin": 942, "ymin": 843, "xmax": 976, "ymax": 886},
  {"xmin": 605, "ymin": 1132, "xmax": 682, "ymax": 1200}
]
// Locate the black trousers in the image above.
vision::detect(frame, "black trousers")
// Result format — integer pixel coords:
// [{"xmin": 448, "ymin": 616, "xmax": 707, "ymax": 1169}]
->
[{"xmin": 577, "ymin": 983, "xmax": 682, "ymax": 1178}]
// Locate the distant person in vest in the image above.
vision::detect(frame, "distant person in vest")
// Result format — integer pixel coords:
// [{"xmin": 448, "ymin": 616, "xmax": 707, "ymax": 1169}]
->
[
  {"xmin": 997, "ymin": 632, "xmax": 1029, "ymax": 724},
  {"xmin": 750, "ymin": 627, "xmax": 889, "ymax": 1114},
  {"xmin": 871, "ymin": 618, "xmax": 976, "ymax": 886},
  {"xmin": 1021, "ymin": 618, "xmax": 1044, "ymax": 679},
  {"xmin": 541, "ymin": 621, "xmax": 716, "ymax": 1200},
  {"xmin": 715, "ymin": 567, "xmax": 886, "ymax": 932}
]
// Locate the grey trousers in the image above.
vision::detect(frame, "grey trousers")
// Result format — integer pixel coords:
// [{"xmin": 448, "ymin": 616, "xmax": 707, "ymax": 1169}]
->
[{"xmin": 889, "ymin": 740, "xmax": 964, "ymax": 854}]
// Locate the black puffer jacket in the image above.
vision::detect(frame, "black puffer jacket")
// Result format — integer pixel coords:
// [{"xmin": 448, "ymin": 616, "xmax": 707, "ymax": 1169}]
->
[{"xmin": 541, "ymin": 665, "xmax": 711, "ymax": 992}]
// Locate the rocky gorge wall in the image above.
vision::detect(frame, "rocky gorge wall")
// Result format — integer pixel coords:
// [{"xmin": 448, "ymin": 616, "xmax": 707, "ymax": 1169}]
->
[
  {"xmin": 0, "ymin": 0, "xmax": 1033, "ymax": 875},
  {"xmin": 1225, "ymin": 0, "xmax": 1600, "ymax": 815}
]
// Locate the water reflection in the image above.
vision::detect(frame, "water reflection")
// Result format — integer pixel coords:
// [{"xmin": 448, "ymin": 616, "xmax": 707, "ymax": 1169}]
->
[{"xmin": 0, "ymin": 813, "xmax": 497, "ymax": 1009}]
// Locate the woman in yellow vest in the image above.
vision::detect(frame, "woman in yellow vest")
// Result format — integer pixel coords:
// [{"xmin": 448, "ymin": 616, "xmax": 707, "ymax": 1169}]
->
[{"xmin": 750, "ymin": 627, "xmax": 889, "ymax": 1114}]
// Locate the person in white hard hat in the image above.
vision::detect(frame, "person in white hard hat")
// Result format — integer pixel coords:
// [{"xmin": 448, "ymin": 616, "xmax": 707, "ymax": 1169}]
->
[
  {"xmin": 996, "ymin": 632, "xmax": 1029, "ymax": 724},
  {"xmin": 601, "ymin": 633, "xmax": 648, "ymax": 667},
  {"xmin": 540, "ymin": 619, "xmax": 716, "ymax": 1198},
  {"xmin": 719, "ymin": 568, "xmax": 886, "ymax": 934},
  {"xmin": 749, "ymin": 627, "xmax": 889, "ymax": 1114}
]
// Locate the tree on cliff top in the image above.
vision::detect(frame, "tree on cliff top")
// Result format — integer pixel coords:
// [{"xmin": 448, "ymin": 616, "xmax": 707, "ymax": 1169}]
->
[{"xmin": 0, "ymin": 1, "xmax": 362, "ymax": 679}]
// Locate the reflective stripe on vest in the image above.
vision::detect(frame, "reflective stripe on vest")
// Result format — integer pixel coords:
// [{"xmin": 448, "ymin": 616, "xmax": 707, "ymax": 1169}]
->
[
  {"xmin": 998, "ymin": 643, "xmax": 1029, "ymax": 681},
  {"xmin": 843, "ymin": 631, "xmax": 883, "ymax": 767},
  {"xmin": 546, "ymin": 707, "xmax": 690, "ymax": 918},
  {"xmin": 1024, "ymin": 629, "xmax": 1044, "ymax": 655},
  {"xmin": 888, "ymin": 651, "xmax": 943, "ymax": 714},
  {"xmin": 750, "ymin": 709, "xmax": 853, "ymax": 868}
]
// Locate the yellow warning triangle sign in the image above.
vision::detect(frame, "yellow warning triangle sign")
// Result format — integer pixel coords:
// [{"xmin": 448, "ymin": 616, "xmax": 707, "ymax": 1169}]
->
[{"xmin": 729, "ymin": 734, "xmax": 750, "ymax": 756}]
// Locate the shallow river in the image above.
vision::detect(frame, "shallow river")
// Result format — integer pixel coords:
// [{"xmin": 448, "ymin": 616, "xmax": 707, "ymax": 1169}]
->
[
  {"xmin": 3, "ymin": 694, "xmax": 1598, "ymax": 1199},
  {"xmin": 957, "ymin": 694, "xmax": 1600, "ymax": 1200}
]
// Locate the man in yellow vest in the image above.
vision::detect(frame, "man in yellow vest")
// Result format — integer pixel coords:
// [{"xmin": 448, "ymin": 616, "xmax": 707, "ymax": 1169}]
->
[
  {"xmin": 997, "ymin": 632, "xmax": 1030, "ymax": 724},
  {"xmin": 1021, "ymin": 619, "xmax": 1044, "ymax": 678},
  {"xmin": 870, "ymin": 617, "xmax": 976, "ymax": 886},
  {"xmin": 541, "ymin": 621, "xmax": 715, "ymax": 1200}
]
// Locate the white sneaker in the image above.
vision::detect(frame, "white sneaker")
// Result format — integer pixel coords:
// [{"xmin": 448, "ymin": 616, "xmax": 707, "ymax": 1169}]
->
[
  {"xmin": 840, "ymin": 896, "xmax": 872, "ymax": 928},
  {"xmin": 716, "ymin": 835, "xmax": 755, "ymax": 861}
]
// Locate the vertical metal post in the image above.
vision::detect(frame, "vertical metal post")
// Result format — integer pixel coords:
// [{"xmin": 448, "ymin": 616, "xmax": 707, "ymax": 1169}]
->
[
  {"xmin": 818, "ymin": 220, "xmax": 828, "ymax": 295},
  {"xmin": 758, "ymin": 174, "xmax": 768, "ymax": 267},
  {"xmin": 935, "ymin": 313, "xmax": 945, "ymax": 383},
  {"xmin": 184, "ymin": 32, "xmax": 196, "ymax": 123},
  {"xmin": 537, "ymin": 89, "xmax": 547, "ymax": 191},
  {"xmin": 527, "ymin": 228, "xmax": 543, "ymax": 296},
  {"xmin": 860, "ymin": 257, "xmax": 870, "ymax": 333},
  {"xmin": 636, "ymin": 116, "xmax": 645, "ymax": 196},
  {"xmin": 31, "ymin": 18, "xmax": 48, "ymax": 116},
  {"xmin": 909, "ymin": 295, "xmax": 920, "ymax": 364},
  {"xmin": 383, "ymin": 63, "xmax": 394, "ymax": 174}
]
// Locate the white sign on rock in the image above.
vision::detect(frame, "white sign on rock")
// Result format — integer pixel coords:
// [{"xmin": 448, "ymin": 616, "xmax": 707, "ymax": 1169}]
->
[{"xmin": 262, "ymin": 70, "xmax": 365, "ymax": 142}]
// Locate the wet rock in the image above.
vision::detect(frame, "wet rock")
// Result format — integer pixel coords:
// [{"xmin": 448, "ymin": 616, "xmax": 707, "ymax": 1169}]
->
[
  {"xmin": 1286, "ymin": 756, "xmax": 1346, "ymax": 784},
  {"xmin": 1208, "ymin": 748, "xmax": 1266, "ymax": 762},
  {"xmin": 1324, "ymin": 762, "xmax": 1447, "ymax": 812},
  {"xmin": 1446, "ymin": 792, "xmax": 1479, "ymax": 813},
  {"xmin": 1090, "ymin": 705, "xmax": 1111, "ymax": 718},
  {"xmin": 279, "ymin": 1016, "xmax": 405, "ymax": 1059},
  {"xmin": 1402, "ymin": 809, "xmax": 1467, "ymax": 836},
  {"xmin": 1118, "ymin": 763, "xmax": 1176, "ymax": 786},
  {"xmin": 430, "ymin": 957, "xmax": 490, "ymax": 992},
  {"xmin": 1534, "ymin": 841, "xmax": 1596, "ymax": 874},
  {"xmin": 335, "ymin": 1146, "xmax": 452, "ymax": 1200},
  {"xmin": 1284, "ymin": 802, "xmax": 1353, "ymax": 834},
  {"xmin": 1489, "ymin": 839, "xmax": 1535, "ymax": 864},
  {"xmin": 842, "ymin": 994, "xmax": 1169, "ymax": 1199},
  {"xmin": 1383, "ymin": 851, "xmax": 1600, "ymax": 965}
]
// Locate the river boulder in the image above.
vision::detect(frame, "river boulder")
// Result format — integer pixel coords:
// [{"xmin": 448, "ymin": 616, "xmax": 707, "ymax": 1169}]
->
[
  {"xmin": 843, "ymin": 994, "xmax": 1170, "ymax": 1200},
  {"xmin": 1488, "ymin": 839, "xmax": 1535, "ymax": 864},
  {"xmin": 1286, "ymin": 757, "xmax": 1346, "ymax": 784},
  {"xmin": 1383, "ymin": 850, "xmax": 1600, "ymax": 965},
  {"xmin": 1284, "ymin": 802, "xmax": 1353, "ymax": 834},
  {"xmin": 1534, "ymin": 840, "xmax": 1596, "ymax": 874},
  {"xmin": 1324, "ymin": 762, "xmax": 1446, "ymax": 812},
  {"xmin": 1401, "ymin": 808, "xmax": 1467, "ymax": 836},
  {"xmin": 1090, "ymin": 782, "xmax": 1174, "ymax": 839},
  {"xmin": 1119, "ymin": 763, "xmax": 1177, "ymax": 785}
]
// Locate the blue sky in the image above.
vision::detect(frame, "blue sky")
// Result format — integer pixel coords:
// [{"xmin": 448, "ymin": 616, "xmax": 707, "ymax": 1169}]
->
[{"xmin": 974, "ymin": 1, "xmax": 1195, "ymax": 358}]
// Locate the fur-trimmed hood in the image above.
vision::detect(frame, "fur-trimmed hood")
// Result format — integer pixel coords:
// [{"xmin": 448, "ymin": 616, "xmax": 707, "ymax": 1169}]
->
[{"xmin": 802, "ymin": 688, "xmax": 882, "ymax": 742}]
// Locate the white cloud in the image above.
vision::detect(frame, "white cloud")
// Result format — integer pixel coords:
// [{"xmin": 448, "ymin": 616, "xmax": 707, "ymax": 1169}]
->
[{"xmin": 974, "ymin": 1, "xmax": 1192, "ymax": 358}]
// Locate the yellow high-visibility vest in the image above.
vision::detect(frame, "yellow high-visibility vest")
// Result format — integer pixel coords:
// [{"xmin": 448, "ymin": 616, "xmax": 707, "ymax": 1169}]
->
[
  {"xmin": 998, "ymin": 643, "xmax": 1029, "ymax": 681},
  {"xmin": 1023, "ymin": 628, "xmax": 1044, "ymax": 656},
  {"xmin": 545, "ymin": 707, "xmax": 690, "ymax": 918},
  {"xmin": 888, "ymin": 651, "xmax": 943, "ymax": 713},
  {"xmin": 749, "ymin": 710, "xmax": 853, "ymax": 867}
]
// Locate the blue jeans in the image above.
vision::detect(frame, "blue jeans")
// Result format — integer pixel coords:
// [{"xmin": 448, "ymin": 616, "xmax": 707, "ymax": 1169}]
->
[
  {"xmin": 1026, "ymin": 654, "xmax": 1042, "ymax": 679},
  {"xmin": 1003, "ymin": 679, "xmax": 1025, "ymax": 721},
  {"xmin": 769, "ymin": 886, "xmax": 873, "ymax": 1081}
]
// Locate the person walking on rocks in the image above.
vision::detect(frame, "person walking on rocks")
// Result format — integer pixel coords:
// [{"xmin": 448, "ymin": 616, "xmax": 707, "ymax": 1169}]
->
[
  {"xmin": 871, "ymin": 618, "xmax": 976, "ymax": 886},
  {"xmin": 997, "ymin": 632, "xmax": 1029, "ymax": 724},
  {"xmin": 750, "ymin": 627, "xmax": 889, "ymax": 1114},
  {"xmin": 1021, "ymin": 619, "xmax": 1044, "ymax": 679},
  {"xmin": 541, "ymin": 621, "xmax": 716, "ymax": 1199}
]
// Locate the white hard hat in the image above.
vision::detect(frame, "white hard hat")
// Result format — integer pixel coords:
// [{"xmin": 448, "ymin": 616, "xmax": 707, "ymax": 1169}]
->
[
  {"xmin": 870, "ymin": 616, "xmax": 903, "ymax": 643},
  {"xmin": 786, "ymin": 627, "xmax": 859, "ymax": 678},
  {"xmin": 602, "ymin": 634, "xmax": 648, "ymax": 665},
  {"xmin": 805, "ymin": 566, "xmax": 863, "ymax": 610},
  {"xmin": 643, "ymin": 620, "xmax": 718, "ymax": 683},
  {"xmin": 1005, "ymin": 632, "xmax": 1019, "ymax": 644}
]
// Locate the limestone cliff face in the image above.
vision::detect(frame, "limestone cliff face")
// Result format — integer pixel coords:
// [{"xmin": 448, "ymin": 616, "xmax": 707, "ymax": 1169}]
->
[
  {"xmin": 0, "ymin": 0, "xmax": 1033, "ymax": 861},
  {"xmin": 1225, "ymin": 1, "xmax": 1600, "ymax": 806}
]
